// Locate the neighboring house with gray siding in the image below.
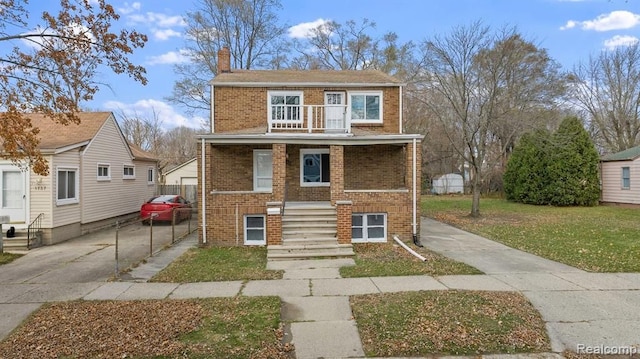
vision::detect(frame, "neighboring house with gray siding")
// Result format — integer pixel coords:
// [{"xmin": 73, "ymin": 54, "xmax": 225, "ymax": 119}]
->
[
  {"xmin": 0, "ymin": 112, "xmax": 158, "ymax": 245},
  {"xmin": 600, "ymin": 145, "xmax": 640, "ymax": 206}
]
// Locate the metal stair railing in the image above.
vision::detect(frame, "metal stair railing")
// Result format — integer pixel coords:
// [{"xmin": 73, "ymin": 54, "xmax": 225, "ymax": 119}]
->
[{"xmin": 27, "ymin": 213, "xmax": 44, "ymax": 249}]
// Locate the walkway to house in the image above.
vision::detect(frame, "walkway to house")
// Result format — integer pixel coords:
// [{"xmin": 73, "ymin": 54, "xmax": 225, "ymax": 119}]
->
[{"xmin": 2, "ymin": 218, "xmax": 640, "ymax": 358}]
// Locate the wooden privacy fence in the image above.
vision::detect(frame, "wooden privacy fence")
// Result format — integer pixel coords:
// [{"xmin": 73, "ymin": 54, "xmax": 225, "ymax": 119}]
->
[{"xmin": 156, "ymin": 184, "xmax": 198, "ymax": 204}]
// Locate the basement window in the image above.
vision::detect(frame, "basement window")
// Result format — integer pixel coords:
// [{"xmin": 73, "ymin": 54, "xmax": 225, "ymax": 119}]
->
[
  {"xmin": 244, "ymin": 215, "xmax": 266, "ymax": 246},
  {"xmin": 352, "ymin": 213, "xmax": 386, "ymax": 243}
]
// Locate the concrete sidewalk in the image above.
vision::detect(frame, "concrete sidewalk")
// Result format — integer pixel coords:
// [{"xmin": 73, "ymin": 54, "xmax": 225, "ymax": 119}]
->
[{"xmin": 2, "ymin": 217, "xmax": 640, "ymax": 358}]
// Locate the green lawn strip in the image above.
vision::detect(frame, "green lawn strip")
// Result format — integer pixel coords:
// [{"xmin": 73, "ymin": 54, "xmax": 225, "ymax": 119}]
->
[
  {"xmin": 151, "ymin": 246, "xmax": 283, "ymax": 282},
  {"xmin": 179, "ymin": 296, "xmax": 290, "ymax": 359},
  {"xmin": 340, "ymin": 242, "xmax": 481, "ymax": 278},
  {"xmin": 0, "ymin": 253, "xmax": 21, "ymax": 265},
  {"xmin": 351, "ymin": 290, "xmax": 550, "ymax": 357},
  {"xmin": 423, "ymin": 196, "xmax": 640, "ymax": 272}
]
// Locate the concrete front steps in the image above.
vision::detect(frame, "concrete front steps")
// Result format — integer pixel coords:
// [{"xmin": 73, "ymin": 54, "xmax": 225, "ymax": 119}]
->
[
  {"xmin": 267, "ymin": 202, "xmax": 355, "ymax": 261},
  {"xmin": 2, "ymin": 230, "xmax": 30, "ymax": 252}
]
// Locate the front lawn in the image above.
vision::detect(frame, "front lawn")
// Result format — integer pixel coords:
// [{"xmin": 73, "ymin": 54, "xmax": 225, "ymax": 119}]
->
[
  {"xmin": 0, "ymin": 297, "xmax": 292, "ymax": 359},
  {"xmin": 351, "ymin": 290, "xmax": 550, "ymax": 356},
  {"xmin": 424, "ymin": 195, "xmax": 640, "ymax": 272},
  {"xmin": 340, "ymin": 242, "xmax": 481, "ymax": 277},
  {"xmin": 0, "ymin": 253, "xmax": 21, "ymax": 265},
  {"xmin": 152, "ymin": 246, "xmax": 283, "ymax": 282}
]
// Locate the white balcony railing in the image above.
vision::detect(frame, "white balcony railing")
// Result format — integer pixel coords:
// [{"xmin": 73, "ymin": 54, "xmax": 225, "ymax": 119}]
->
[{"xmin": 268, "ymin": 105, "xmax": 350, "ymax": 133}]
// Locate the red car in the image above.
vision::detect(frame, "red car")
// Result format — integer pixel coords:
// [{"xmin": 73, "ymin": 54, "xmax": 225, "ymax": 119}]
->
[{"xmin": 140, "ymin": 195, "xmax": 192, "ymax": 224}]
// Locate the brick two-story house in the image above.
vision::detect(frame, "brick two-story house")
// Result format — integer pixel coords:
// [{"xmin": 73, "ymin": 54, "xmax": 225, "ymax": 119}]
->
[{"xmin": 197, "ymin": 48, "xmax": 422, "ymax": 259}]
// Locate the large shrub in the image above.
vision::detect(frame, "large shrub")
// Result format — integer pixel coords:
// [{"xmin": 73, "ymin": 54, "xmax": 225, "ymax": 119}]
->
[{"xmin": 503, "ymin": 117, "xmax": 600, "ymax": 206}]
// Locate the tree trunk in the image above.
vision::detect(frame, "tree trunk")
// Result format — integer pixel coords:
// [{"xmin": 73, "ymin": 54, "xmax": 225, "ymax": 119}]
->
[{"xmin": 470, "ymin": 170, "xmax": 481, "ymax": 217}]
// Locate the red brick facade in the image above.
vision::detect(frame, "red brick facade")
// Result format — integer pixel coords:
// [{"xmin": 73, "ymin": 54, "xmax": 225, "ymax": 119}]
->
[{"xmin": 198, "ymin": 75, "xmax": 422, "ymax": 247}]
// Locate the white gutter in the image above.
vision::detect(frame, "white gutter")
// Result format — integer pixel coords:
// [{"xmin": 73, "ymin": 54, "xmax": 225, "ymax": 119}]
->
[
  {"xmin": 196, "ymin": 133, "xmax": 423, "ymax": 146},
  {"xmin": 209, "ymin": 81, "xmax": 404, "ymax": 88},
  {"xmin": 200, "ymin": 138, "xmax": 207, "ymax": 244}
]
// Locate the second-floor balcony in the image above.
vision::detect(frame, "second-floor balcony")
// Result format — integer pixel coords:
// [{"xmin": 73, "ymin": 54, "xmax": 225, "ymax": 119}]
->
[{"xmin": 268, "ymin": 104, "xmax": 350, "ymax": 133}]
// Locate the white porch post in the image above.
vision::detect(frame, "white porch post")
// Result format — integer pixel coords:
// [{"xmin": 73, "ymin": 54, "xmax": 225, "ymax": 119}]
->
[{"xmin": 200, "ymin": 138, "xmax": 207, "ymax": 244}]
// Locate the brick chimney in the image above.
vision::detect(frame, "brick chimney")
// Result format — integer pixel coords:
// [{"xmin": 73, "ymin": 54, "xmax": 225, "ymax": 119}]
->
[{"xmin": 218, "ymin": 47, "xmax": 231, "ymax": 74}]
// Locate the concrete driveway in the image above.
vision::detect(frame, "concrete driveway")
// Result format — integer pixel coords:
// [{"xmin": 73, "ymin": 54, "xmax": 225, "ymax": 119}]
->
[{"xmin": 0, "ymin": 219, "xmax": 196, "ymax": 284}]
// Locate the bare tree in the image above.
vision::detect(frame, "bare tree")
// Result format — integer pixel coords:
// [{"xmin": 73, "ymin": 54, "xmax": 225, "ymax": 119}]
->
[
  {"xmin": 168, "ymin": 0, "xmax": 288, "ymax": 118},
  {"xmin": 570, "ymin": 44, "xmax": 640, "ymax": 153},
  {"xmin": 118, "ymin": 109, "xmax": 164, "ymax": 152},
  {"xmin": 0, "ymin": 0, "xmax": 147, "ymax": 175},
  {"xmin": 417, "ymin": 22, "xmax": 565, "ymax": 217}
]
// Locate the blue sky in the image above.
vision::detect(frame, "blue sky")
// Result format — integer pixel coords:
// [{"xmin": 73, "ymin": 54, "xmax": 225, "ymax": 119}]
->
[{"xmin": 14, "ymin": 0, "xmax": 640, "ymax": 129}]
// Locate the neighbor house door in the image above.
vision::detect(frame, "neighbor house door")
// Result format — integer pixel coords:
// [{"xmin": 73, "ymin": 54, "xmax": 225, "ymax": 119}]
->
[
  {"xmin": 325, "ymin": 92, "xmax": 345, "ymax": 130},
  {"xmin": 0, "ymin": 166, "xmax": 26, "ymax": 223}
]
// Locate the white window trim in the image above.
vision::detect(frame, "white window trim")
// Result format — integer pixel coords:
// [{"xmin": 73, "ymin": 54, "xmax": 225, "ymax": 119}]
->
[
  {"xmin": 56, "ymin": 166, "xmax": 79, "ymax": 206},
  {"xmin": 622, "ymin": 166, "xmax": 631, "ymax": 190},
  {"xmin": 123, "ymin": 164, "xmax": 135, "ymax": 180},
  {"xmin": 348, "ymin": 90, "xmax": 383, "ymax": 124},
  {"xmin": 300, "ymin": 148, "xmax": 330, "ymax": 187},
  {"xmin": 147, "ymin": 167, "xmax": 155, "ymax": 185},
  {"xmin": 352, "ymin": 213, "xmax": 387, "ymax": 243},
  {"xmin": 253, "ymin": 149, "xmax": 273, "ymax": 192},
  {"xmin": 97, "ymin": 163, "xmax": 111, "ymax": 181},
  {"xmin": 244, "ymin": 215, "xmax": 266, "ymax": 245},
  {"xmin": 268, "ymin": 90, "xmax": 304, "ymax": 123}
]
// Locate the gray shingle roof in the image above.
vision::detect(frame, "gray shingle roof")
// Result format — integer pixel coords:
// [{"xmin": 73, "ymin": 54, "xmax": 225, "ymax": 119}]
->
[
  {"xmin": 601, "ymin": 145, "xmax": 640, "ymax": 161},
  {"xmin": 210, "ymin": 69, "xmax": 402, "ymax": 86}
]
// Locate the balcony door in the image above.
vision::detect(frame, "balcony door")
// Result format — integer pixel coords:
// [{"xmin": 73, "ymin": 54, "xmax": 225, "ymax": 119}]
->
[{"xmin": 325, "ymin": 92, "xmax": 345, "ymax": 130}]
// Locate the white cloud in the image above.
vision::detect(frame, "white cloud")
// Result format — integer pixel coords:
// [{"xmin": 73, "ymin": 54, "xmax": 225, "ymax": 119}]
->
[
  {"xmin": 117, "ymin": 2, "xmax": 141, "ymax": 15},
  {"xmin": 561, "ymin": 10, "xmax": 640, "ymax": 31},
  {"xmin": 146, "ymin": 49, "xmax": 191, "ymax": 65},
  {"xmin": 129, "ymin": 13, "xmax": 186, "ymax": 28},
  {"xmin": 104, "ymin": 99, "xmax": 203, "ymax": 129},
  {"xmin": 153, "ymin": 28, "xmax": 182, "ymax": 41},
  {"xmin": 288, "ymin": 18, "xmax": 330, "ymax": 39},
  {"xmin": 604, "ymin": 35, "xmax": 639, "ymax": 49}
]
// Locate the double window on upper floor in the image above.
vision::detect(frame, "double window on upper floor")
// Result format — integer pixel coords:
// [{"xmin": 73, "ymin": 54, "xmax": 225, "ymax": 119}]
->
[{"xmin": 267, "ymin": 90, "xmax": 383, "ymax": 131}]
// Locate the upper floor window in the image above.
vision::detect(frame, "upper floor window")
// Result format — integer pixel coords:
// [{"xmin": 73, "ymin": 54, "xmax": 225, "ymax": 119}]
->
[
  {"xmin": 622, "ymin": 166, "xmax": 631, "ymax": 189},
  {"xmin": 349, "ymin": 91, "xmax": 382, "ymax": 124},
  {"xmin": 97, "ymin": 163, "xmax": 110, "ymax": 181},
  {"xmin": 269, "ymin": 91, "xmax": 303, "ymax": 122}
]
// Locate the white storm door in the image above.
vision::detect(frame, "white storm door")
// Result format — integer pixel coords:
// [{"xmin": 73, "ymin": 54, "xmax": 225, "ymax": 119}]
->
[
  {"xmin": 0, "ymin": 169, "xmax": 25, "ymax": 223},
  {"xmin": 325, "ymin": 92, "xmax": 345, "ymax": 130}
]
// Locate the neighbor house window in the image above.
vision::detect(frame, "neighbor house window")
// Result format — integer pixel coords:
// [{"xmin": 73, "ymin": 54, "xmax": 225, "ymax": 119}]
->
[
  {"xmin": 268, "ymin": 91, "xmax": 303, "ymax": 122},
  {"xmin": 622, "ymin": 167, "xmax": 631, "ymax": 189},
  {"xmin": 57, "ymin": 167, "xmax": 79, "ymax": 205},
  {"xmin": 254, "ymin": 150, "xmax": 273, "ymax": 192},
  {"xmin": 123, "ymin": 165, "xmax": 135, "ymax": 179},
  {"xmin": 300, "ymin": 149, "xmax": 330, "ymax": 186},
  {"xmin": 352, "ymin": 213, "xmax": 387, "ymax": 243},
  {"xmin": 244, "ymin": 215, "xmax": 266, "ymax": 245},
  {"xmin": 97, "ymin": 163, "xmax": 110, "ymax": 181},
  {"xmin": 147, "ymin": 167, "xmax": 155, "ymax": 184},
  {"xmin": 349, "ymin": 91, "xmax": 382, "ymax": 123}
]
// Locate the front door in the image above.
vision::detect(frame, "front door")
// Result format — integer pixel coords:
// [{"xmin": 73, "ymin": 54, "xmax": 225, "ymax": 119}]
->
[
  {"xmin": 0, "ymin": 166, "xmax": 26, "ymax": 223},
  {"xmin": 324, "ymin": 92, "xmax": 345, "ymax": 130}
]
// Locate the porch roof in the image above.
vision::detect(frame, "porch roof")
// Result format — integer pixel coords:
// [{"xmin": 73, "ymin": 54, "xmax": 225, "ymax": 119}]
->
[{"xmin": 196, "ymin": 132, "xmax": 423, "ymax": 145}]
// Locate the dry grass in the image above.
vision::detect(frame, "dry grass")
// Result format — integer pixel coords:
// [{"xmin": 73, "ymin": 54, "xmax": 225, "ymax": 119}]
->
[
  {"xmin": 340, "ymin": 242, "xmax": 481, "ymax": 277},
  {"xmin": 0, "ymin": 297, "xmax": 293, "ymax": 359},
  {"xmin": 351, "ymin": 290, "xmax": 550, "ymax": 357}
]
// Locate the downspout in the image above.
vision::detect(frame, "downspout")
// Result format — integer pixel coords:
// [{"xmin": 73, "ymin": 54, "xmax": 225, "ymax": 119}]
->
[
  {"xmin": 412, "ymin": 138, "xmax": 422, "ymax": 247},
  {"xmin": 399, "ymin": 85, "xmax": 403, "ymax": 134},
  {"xmin": 210, "ymin": 85, "xmax": 215, "ymax": 133},
  {"xmin": 200, "ymin": 138, "xmax": 207, "ymax": 244}
]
